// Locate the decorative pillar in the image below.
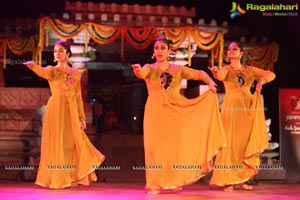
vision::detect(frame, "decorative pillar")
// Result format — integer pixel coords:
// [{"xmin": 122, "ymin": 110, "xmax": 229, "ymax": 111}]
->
[{"xmin": 69, "ymin": 30, "xmax": 96, "ymax": 125}]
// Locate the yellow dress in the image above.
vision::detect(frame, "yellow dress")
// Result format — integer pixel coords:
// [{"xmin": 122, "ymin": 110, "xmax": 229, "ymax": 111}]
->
[
  {"xmin": 210, "ymin": 65, "xmax": 276, "ymax": 186},
  {"xmin": 29, "ymin": 65, "xmax": 105, "ymax": 189},
  {"xmin": 134, "ymin": 64, "xmax": 226, "ymax": 190}
]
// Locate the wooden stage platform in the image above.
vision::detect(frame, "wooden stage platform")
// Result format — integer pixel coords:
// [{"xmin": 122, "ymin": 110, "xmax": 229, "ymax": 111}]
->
[{"xmin": 0, "ymin": 181, "xmax": 299, "ymax": 200}]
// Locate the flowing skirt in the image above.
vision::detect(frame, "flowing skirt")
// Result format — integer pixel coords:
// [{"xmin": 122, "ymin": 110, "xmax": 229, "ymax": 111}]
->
[
  {"xmin": 35, "ymin": 94, "xmax": 105, "ymax": 189},
  {"xmin": 210, "ymin": 92, "xmax": 268, "ymax": 186},
  {"xmin": 144, "ymin": 90, "xmax": 226, "ymax": 190}
]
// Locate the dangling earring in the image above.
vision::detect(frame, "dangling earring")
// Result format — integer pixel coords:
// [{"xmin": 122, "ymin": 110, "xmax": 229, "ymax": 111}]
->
[
  {"xmin": 151, "ymin": 54, "xmax": 155, "ymax": 59},
  {"xmin": 240, "ymin": 55, "xmax": 246, "ymax": 65},
  {"xmin": 225, "ymin": 56, "xmax": 230, "ymax": 63}
]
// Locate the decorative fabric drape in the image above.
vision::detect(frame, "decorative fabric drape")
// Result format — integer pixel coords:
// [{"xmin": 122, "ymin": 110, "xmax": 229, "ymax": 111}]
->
[
  {"xmin": 87, "ymin": 23, "xmax": 121, "ymax": 44},
  {"xmin": 163, "ymin": 27, "xmax": 188, "ymax": 49},
  {"xmin": 189, "ymin": 27, "xmax": 223, "ymax": 67},
  {"xmin": 37, "ymin": 17, "xmax": 225, "ymax": 67},
  {"xmin": 122, "ymin": 25, "xmax": 157, "ymax": 58},
  {"xmin": 1, "ymin": 16, "xmax": 278, "ymax": 71},
  {"xmin": 0, "ymin": 36, "xmax": 36, "ymax": 69},
  {"xmin": 243, "ymin": 42, "xmax": 279, "ymax": 71}
]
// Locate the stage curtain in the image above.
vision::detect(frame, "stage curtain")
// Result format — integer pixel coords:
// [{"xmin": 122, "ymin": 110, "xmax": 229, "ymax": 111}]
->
[{"xmin": 243, "ymin": 42, "xmax": 279, "ymax": 71}]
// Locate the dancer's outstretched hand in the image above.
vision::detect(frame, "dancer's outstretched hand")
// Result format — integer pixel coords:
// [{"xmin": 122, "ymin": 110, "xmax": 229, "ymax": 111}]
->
[
  {"xmin": 208, "ymin": 66, "xmax": 218, "ymax": 73},
  {"xmin": 208, "ymin": 80, "xmax": 217, "ymax": 93},
  {"xmin": 131, "ymin": 64, "xmax": 141, "ymax": 70},
  {"xmin": 23, "ymin": 61, "xmax": 36, "ymax": 69}
]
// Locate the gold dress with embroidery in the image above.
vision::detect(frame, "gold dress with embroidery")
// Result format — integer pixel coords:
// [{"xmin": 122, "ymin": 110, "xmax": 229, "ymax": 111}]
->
[
  {"xmin": 133, "ymin": 64, "xmax": 226, "ymax": 190},
  {"xmin": 210, "ymin": 65, "xmax": 275, "ymax": 186},
  {"xmin": 29, "ymin": 65, "xmax": 105, "ymax": 189}
]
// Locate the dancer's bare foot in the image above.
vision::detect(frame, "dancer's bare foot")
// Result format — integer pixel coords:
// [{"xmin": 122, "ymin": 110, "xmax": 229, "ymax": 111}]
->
[
  {"xmin": 224, "ymin": 185, "xmax": 233, "ymax": 192},
  {"xmin": 147, "ymin": 189, "xmax": 160, "ymax": 194},
  {"xmin": 71, "ymin": 182, "xmax": 78, "ymax": 187},
  {"xmin": 173, "ymin": 187, "xmax": 183, "ymax": 191},
  {"xmin": 236, "ymin": 183, "xmax": 253, "ymax": 190}
]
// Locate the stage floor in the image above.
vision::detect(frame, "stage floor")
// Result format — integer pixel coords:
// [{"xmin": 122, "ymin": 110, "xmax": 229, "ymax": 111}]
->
[{"xmin": 0, "ymin": 181, "xmax": 299, "ymax": 200}]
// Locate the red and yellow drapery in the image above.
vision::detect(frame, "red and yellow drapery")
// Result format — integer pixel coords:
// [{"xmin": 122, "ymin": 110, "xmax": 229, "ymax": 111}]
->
[
  {"xmin": 0, "ymin": 36, "xmax": 36, "ymax": 69},
  {"xmin": 243, "ymin": 42, "xmax": 279, "ymax": 71},
  {"xmin": 1, "ymin": 16, "xmax": 279, "ymax": 71},
  {"xmin": 37, "ymin": 16, "xmax": 224, "ymax": 67}
]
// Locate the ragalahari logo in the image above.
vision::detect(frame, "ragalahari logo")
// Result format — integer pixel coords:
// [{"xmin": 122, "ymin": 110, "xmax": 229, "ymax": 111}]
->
[{"xmin": 230, "ymin": 2, "xmax": 246, "ymax": 19}]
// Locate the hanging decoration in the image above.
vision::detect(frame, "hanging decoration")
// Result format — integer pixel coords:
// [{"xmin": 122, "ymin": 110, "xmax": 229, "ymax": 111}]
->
[
  {"xmin": 7, "ymin": 36, "xmax": 35, "ymax": 55},
  {"xmin": 243, "ymin": 42, "xmax": 279, "ymax": 71},
  {"xmin": 122, "ymin": 25, "xmax": 157, "ymax": 50},
  {"xmin": 0, "ymin": 36, "xmax": 36, "ymax": 69},
  {"xmin": 87, "ymin": 23, "xmax": 121, "ymax": 44},
  {"xmin": 45, "ymin": 17, "xmax": 85, "ymax": 39},
  {"xmin": 210, "ymin": 40, "xmax": 224, "ymax": 68},
  {"xmin": 163, "ymin": 27, "xmax": 188, "ymax": 50},
  {"xmin": 1, "ymin": 16, "xmax": 279, "ymax": 72},
  {"xmin": 189, "ymin": 27, "xmax": 222, "ymax": 51},
  {"xmin": 37, "ymin": 16, "xmax": 224, "ymax": 66},
  {"xmin": 190, "ymin": 28, "xmax": 224, "ymax": 67}
]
